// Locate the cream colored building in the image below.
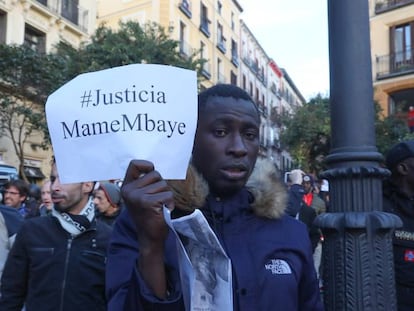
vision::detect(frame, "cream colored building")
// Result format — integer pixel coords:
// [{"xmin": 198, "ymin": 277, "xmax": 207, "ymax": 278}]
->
[
  {"xmin": 369, "ymin": 0, "xmax": 414, "ymax": 119},
  {"xmin": 239, "ymin": 20, "xmax": 269, "ymax": 157},
  {"xmin": 97, "ymin": 0, "xmax": 243, "ymax": 90},
  {"xmin": 0, "ymin": 0, "xmax": 96, "ymax": 182}
]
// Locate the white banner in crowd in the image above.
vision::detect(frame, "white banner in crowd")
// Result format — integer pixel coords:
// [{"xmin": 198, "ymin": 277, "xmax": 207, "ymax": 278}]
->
[{"xmin": 46, "ymin": 64, "xmax": 198, "ymax": 183}]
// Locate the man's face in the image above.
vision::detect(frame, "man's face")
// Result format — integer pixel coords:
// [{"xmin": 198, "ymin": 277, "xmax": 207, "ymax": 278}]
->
[
  {"xmin": 50, "ymin": 164, "xmax": 91, "ymax": 214},
  {"xmin": 93, "ymin": 189, "xmax": 111, "ymax": 214},
  {"xmin": 4, "ymin": 185, "xmax": 26, "ymax": 208},
  {"xmin": 192, "ymin": 96, "xmax": 260, "ymax": 197},
  {"xmin": 400, "ymin": 157, "xmax": 414, "ymax": 195},
  {"xmin": 303, "ymin": 181, "xmax": 313, "ymax": 194},
  {"xmin": 41, "ymin": 181, "xmax": 53, "ymax": 209}
]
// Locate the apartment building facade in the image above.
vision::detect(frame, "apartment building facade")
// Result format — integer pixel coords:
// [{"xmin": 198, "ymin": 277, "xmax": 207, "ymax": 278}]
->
[
  {"xmin": 239, "ymin": 20, "xmax": 269, "ymax": 157},
  {"xmin": 97, "ymin": 0, "xmax": 306, "ymax": 172},
  {"xmin": 98, "ymin": 0, "xmax": 243, "ymax": 91},
  {"xmin": 0, "ymin": 0, "xmax": 97, "ymax": 182},
  {"xmin": 239, "ymin": 20, "xmax": 303, "ymax": 172},
  {"xmin": 370, "ymin": 0, "xmax": 414, "ymax": 120}
]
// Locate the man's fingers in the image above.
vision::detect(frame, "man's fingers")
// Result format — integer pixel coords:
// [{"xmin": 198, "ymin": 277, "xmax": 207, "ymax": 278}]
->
[{"xmin": 123, "ymin": 160, "xmax": 154, "ymax": 184}]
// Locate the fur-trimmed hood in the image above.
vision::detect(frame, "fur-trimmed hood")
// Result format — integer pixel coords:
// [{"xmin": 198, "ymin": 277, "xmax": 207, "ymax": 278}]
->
[{"xmin": 168, "ymin": 158, "xmax": 287, "ymax": 219}]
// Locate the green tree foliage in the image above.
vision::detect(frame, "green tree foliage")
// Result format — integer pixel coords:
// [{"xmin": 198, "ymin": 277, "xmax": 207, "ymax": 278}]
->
[
  {"xmin": 280, "ymin": 94, "xmax": 330, "ymax": 174},
  {"xmin": 0, "ymin": 44, "xmax": 66, "ymax": 181},
  {"xmin": 1, "ymin": 21, "xmax": 205, "ymax": 181},
  {"xmin": 374, "ymin": 103, "xmax": 414, "ymax": 155},
  {"xmin": 280, "ymin": 94, "xmax": 412, "ymax": 175},
  {"xmin": 55, "ymin": 21, "xmax": 204, "ymax": 80}
]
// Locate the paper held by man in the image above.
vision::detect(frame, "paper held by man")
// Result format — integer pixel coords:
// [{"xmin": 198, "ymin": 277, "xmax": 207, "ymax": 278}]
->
[
  {"xmin": 164, "ymin": 207, "xmax": 233, "ymax": 311},
  {"xmin": 45, "ymin": 63, "xmax": 198, "ymax": 183}
]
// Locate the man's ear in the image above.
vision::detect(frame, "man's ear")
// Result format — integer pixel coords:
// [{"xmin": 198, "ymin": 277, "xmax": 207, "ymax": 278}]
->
[
  {"xmin": 82, "ymin": 182, "xmax": 94, "ymax": 194},
  {"xmin": 397, "ymin": 162, "xmax": 408, "ymax": 175},
  {"xmin": 20, "ymin": 195, "xmax": 27, "ymax": 203}
]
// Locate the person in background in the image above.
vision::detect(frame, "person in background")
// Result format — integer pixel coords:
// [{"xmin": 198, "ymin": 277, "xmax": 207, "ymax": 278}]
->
[
  {"xmin": 383, "ymin": 140, "xmax": 414, "ymax": 311},
  {"xmin": 318, "ymin": 179, "xmax": 330, "ymax": 212},
  {"xmin": 106, "ymin": 84, "xmax": 323, "ymax": 310},
  {"xmin": 39, "ymin": 180, "xmax": 53, "ymax": 216},
  {"xmin": 407, "ymin": 106, "xmax": 414, "ymax": 133},
  {"xmin": 301, "ymin": 174, "xmax": 326, "ymax": 282},
  {"xmin": 3, "ymin": 180, "xmax": 32, "ymax": 218},
  {"xmin": 0, "ymin": 205, "xmax": 23, "ymax": 288},
  {"xmin": 24, "ymin": 184, "xmax": 41, "ymax": 218},
  {"xmin": 285, "ymin": 169, "xmax": 305, "ymax": 217},
  {"xmin": 0, "ymin": 159, "xmax": 112, "ymax": 311},
  {"xmin": 94, "ymin": 182, "xmax": 122, "ymax": 226}
]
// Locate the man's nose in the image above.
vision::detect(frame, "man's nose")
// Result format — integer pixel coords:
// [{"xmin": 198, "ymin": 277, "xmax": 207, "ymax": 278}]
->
[{"xmin": 228, "ymin": 134, "xmax": 248, "ymax": 156}]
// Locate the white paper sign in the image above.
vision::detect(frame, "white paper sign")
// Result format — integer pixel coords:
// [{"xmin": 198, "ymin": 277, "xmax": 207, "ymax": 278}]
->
[{"xmin": 46, "ymin": 64, "xmax": 198, "ymax": 183}]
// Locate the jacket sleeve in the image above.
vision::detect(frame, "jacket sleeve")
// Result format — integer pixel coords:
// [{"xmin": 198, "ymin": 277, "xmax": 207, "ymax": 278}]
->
[
  {"xmin": 0, "ymin": 222, "xmax": 29, "ymax": 311},
  {"xmin": 106, "ymin": 209, "xmax": 184, "ymax": 311}
]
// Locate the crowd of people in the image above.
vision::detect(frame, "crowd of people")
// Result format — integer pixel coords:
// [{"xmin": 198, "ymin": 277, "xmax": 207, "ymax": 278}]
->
[
  {"xmin": 0, "ymin": 170, "xmax": 123, "ymax": 311},
  {"xmin": 0, "ymin": 83, "xmax": 412, "ymax": 310},
  {"xmin": 285, "ymin": 169, "xmax": 328, "ymax": 285}
]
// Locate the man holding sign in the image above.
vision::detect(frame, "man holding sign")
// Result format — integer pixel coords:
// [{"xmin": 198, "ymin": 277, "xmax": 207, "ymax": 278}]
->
[{"xmin": 106, "ymin": 84, "xmax": 323, "ymax": 310}]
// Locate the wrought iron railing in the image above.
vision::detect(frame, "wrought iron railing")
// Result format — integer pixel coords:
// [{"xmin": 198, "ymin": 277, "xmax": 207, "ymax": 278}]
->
[
  {"xmin": 376, "ymin": 48, "xmax": 414, "ymax": 78},
  {"xmin": 217, "ymin": 73, "xmax": 226, "ymax": 84},
  {"xmin": 375, "ymin": 0, "xmax": 414, "ymax": 13},
  {"xmin": 179, "ymin": 40, "xmax": 192, "ymax": 57},
  {"xmin": 34, "ymin": 0, "xmax": 89, "ymax": 32}
]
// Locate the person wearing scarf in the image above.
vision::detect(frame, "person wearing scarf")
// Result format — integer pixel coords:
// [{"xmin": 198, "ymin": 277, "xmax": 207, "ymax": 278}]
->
[{"xmin": 0, "ymin": 160, "xmax": 112, "ymax": 311}]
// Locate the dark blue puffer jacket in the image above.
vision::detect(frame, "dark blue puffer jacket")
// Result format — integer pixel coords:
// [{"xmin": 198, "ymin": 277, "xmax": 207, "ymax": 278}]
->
[{"xmin": 106, "ymin": 162, "xmax": 323, "ymax": 311}]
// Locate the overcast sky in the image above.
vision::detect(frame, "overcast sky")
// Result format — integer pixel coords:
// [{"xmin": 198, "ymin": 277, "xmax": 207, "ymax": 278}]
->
[{"xmin": 239, "ymin": 0, "xmax": 330, "ymax": 101}]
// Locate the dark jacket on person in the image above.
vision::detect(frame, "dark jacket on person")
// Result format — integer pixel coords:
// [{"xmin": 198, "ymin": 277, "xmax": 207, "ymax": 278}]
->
[
  {"xmin": 96, "ymin": 209, "xmax": 121, "ymax": 227},
  {"xmin": 0, "ymin": 214, "xmax": 112, "ymax": 311},
  {"xmin": 383, "ymin": 179, "xmax": 414, "ymax": 310},
  {"xmin": 0, "ymin": 205, "xmax": 23, "ymax": 235},
  {"xmin": 106, "ymin": 159, "xmax": 323, "ymax": 311},
  {"xmin": 286, "ymin": 183, "xmax": 305, "ymax": 217},
  {"xmin": 0, "ymin": 205, "xmax": 23, "ymax": 284}
]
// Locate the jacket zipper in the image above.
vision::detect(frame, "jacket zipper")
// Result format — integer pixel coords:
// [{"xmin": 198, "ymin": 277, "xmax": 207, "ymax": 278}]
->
[{"xmin": 59, "ymin": 236, "xmax": 73, "ymax": 311}]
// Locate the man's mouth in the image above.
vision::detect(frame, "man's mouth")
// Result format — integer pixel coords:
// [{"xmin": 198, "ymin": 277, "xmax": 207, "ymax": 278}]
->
[
  {"xmin": 52, "ymin": 196, "xmax": 64, "ymax": 204},
  {"xmin": 221, "ymin": 165, "xmax": 248, "ymax": 180}
]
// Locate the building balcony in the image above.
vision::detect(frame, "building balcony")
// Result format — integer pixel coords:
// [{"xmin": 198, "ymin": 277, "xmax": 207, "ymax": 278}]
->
[
  {"xmin": 231, "ymin": 54, "xmax": 239, "ymax": 67},
  {"xmin": 201, "ymin": 62, "xmax": 211, "ymax": 79},
  {"xmin": 375, "ymin": 0, "xmax": 414, "ymax": 13},
  {"xmin": 376, "ymin": 49, "xmax": 414, "ymax": 79},
  {"xmin": 33, "ymin": 0, "xmax": 89, "ymax": 32},
  {"xmin": 199, "ymin": 22, "xmax": 210, "ymax": 38},
  {"xmin": 217, "ymin": 41, "xmax": 226, "ymax": 54},
  {"xmin": 179, "ymin": 40, "xmax": 192, "ymax": 58},
  {"xmin": 217, "ymin": 73, "xmax": 226, "ymax": 84},
  {"xmin": 179, "ymin": 0, "xmax": 192, "ymax": 18}
]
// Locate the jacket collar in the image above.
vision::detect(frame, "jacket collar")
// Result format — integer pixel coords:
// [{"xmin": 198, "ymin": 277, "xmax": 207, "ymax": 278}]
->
[{"xmin": 168, "ymin": 158, "xmax": 287, "ymax": 219}]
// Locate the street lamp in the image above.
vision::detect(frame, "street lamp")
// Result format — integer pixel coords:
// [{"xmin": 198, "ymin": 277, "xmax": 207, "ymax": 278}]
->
[{"xmin": 316, "ymin": 1, "xmax": 402, "ymax": 310}]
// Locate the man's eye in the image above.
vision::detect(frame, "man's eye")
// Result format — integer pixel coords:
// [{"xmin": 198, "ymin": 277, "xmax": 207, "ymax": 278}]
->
[
  {"xmin": 214, "ymin": 129, "xmax": 227, "ymax": 137},
  {"xmin": 245, "ymin": 131, "xmax": 258, "ymax": 140}
]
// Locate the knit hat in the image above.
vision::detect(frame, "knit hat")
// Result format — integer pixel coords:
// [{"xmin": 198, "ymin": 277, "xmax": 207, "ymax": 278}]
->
[
  {"xmin": 289, "ymin": 169, "xmax": 305, "ymax": 185},
  {"xmin": 99, "ymin": 182, "xmax": 121, "ymax": 206},
  {"xmin": 302, "ymin": 174, "xmax": 314, "ymax": 186},
  {"xmin": 385, "ymin": 140, "xmax": 414, "ymax": 170}
]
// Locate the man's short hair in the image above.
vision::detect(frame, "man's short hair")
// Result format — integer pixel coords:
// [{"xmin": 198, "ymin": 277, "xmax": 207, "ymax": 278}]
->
[
  {"xmin": 198, "ymin": 84, "xmax": 259, "ymax": 117},
  {"xmin": 385, "ymin": 140, "xmax": 414, "ymax": 170},
  {"xmin": 4, "ymin": 179, "xmax": 29, "ymax": 197}
]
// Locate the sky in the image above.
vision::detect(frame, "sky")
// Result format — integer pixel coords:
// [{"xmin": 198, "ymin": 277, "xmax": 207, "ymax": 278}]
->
[{"xmin": 239, "ymin": 0, "xmax": 330, "ymax": 101}]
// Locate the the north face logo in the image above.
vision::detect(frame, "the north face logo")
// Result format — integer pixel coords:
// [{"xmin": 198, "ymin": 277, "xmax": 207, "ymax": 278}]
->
[
  {"xmin": 404, "ymin": 249, "xmax": 414, "ymax": 262},
  {"xmin": 265, "ymin": 259, "xmax": 292, "ymax": 275}
]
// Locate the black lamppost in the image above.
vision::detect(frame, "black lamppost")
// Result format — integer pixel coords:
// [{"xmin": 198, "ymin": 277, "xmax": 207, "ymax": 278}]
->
[{"xmin": 316, "ymin": 1, "xmax": 402, "ymax": 310}]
